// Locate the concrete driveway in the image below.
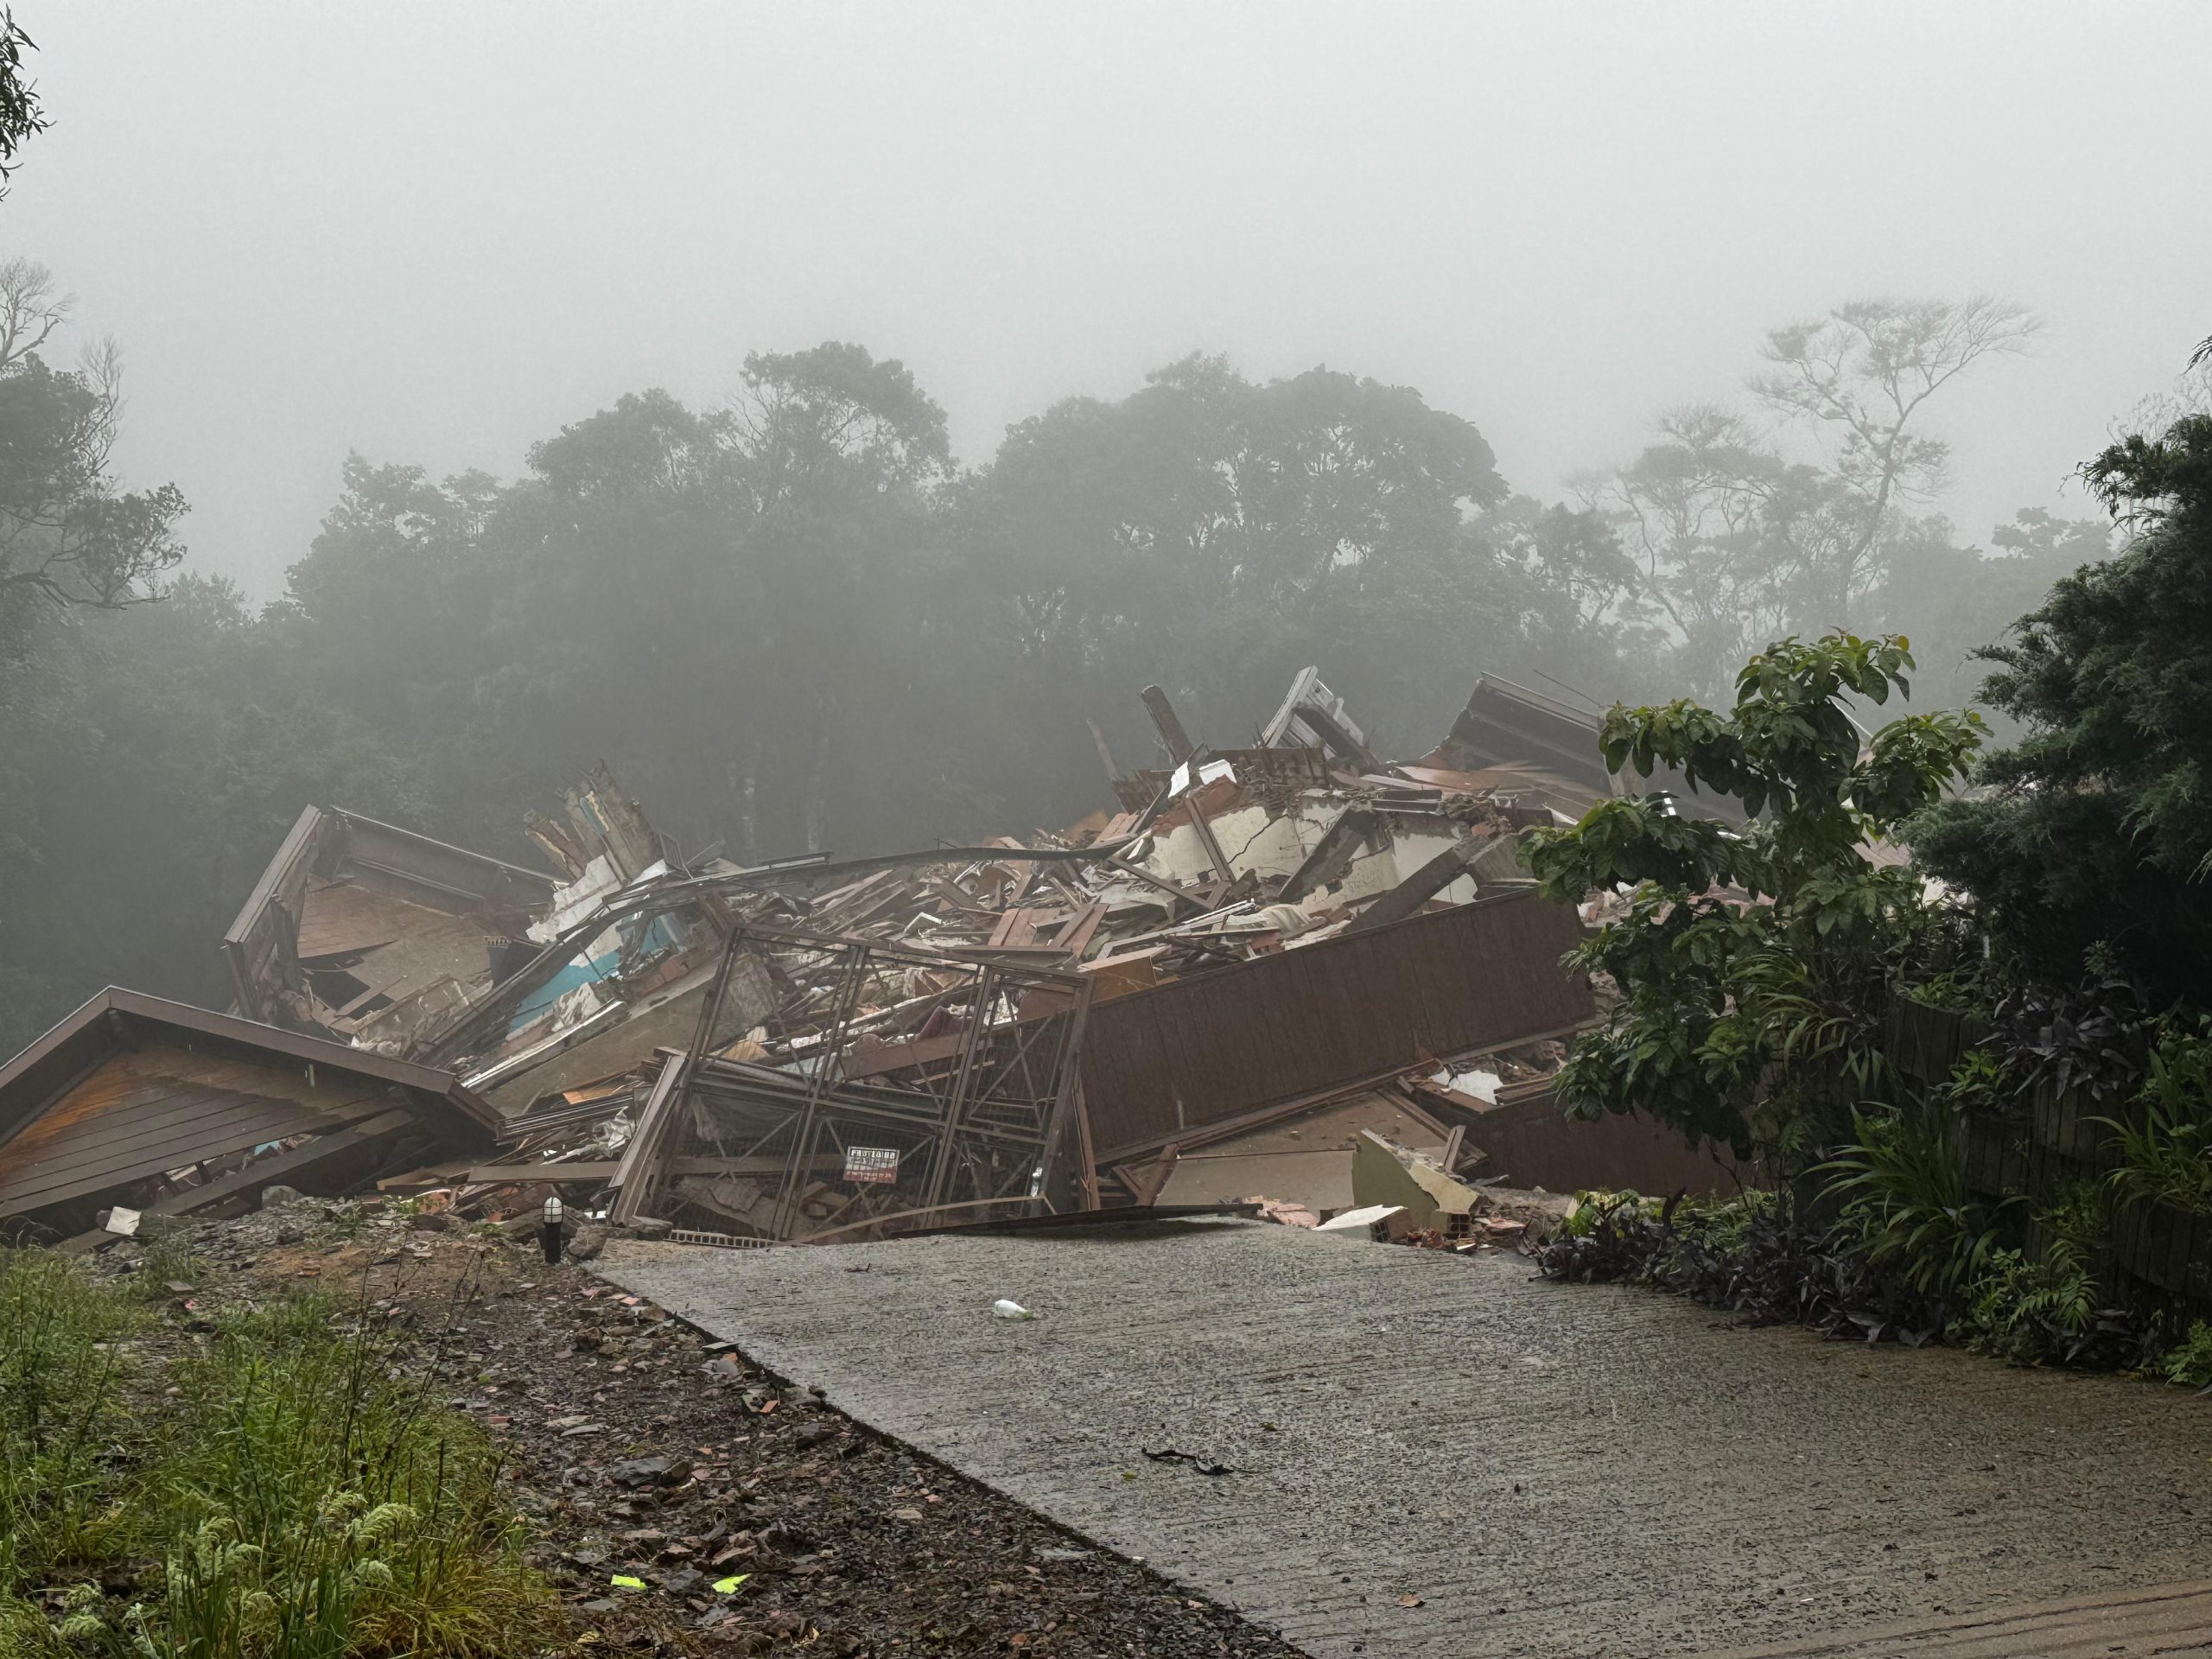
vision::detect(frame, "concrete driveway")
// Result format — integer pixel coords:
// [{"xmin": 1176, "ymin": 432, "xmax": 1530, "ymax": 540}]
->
[{"xmin": 597, "ymin": 1219, "xmax": 2212, "ymax": 1657}]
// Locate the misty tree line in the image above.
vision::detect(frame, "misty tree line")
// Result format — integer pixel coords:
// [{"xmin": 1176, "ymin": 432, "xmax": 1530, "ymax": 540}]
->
[{"xmin": 0, "ymin": 259, "xmax": 2110, "ymax": 1051}]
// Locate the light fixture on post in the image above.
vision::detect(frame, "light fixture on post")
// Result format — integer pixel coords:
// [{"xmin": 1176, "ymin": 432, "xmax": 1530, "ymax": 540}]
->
[{"xmin": 541, "ymin": 1194, "xmax": 564, "ymax": 1265}]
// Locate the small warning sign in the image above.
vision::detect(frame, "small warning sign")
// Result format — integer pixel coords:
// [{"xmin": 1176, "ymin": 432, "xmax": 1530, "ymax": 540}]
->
[{"xmin": 843, "ymin": 1146, "xmax": 900, "ymax": 1185}]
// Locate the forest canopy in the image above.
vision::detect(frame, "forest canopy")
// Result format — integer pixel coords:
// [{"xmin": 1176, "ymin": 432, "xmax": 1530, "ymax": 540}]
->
[{"xmin": 0, "ymin": 278, "xmax": 2109, "ymax": 1053}]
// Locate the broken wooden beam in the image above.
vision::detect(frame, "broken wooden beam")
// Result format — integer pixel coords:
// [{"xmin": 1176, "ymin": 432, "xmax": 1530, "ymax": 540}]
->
[
  {"xmin": 607, "ymin": 1049, "xmax": 688, "ymax": 1225},
  {"xmin": 1341, "ymin": 839, "xmax": 1480, "ymax": 935},
  {"xmin": 1140, "ymin": 684, "xmax": 1196, "ymax": 763}
]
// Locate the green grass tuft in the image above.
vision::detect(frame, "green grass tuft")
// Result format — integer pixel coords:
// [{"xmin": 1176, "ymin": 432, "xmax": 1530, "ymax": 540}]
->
[{"xmin": 0, "ymin": 1252, "xmax": 563, "ymax": 1657}]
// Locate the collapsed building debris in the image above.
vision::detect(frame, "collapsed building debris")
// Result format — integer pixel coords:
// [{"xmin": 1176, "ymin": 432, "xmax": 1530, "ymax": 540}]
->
[
  {"xmin": 1419, "ymin": 674, "xmax": 1751, "ymax": 827},
  {"xmin": 6, "ymin": 663, "xmax": 1751, "ymax": 1249},
  {"xmin": 609, "ymin": 920, "xmax": 1093, "ymax": 1238},
  {"xmin": 221, "ymin": 803, "xmax": 565, "ymax": 1043},
  {"xmin": 0, "ymin": 987, "xmax": 499, "ymax": 1248}
]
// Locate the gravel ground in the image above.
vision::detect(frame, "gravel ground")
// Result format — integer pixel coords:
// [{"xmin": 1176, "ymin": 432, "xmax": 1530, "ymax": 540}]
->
[{"xmin": 86, "ymin": 1199, "xmax": 1306, "ymax": 1658}]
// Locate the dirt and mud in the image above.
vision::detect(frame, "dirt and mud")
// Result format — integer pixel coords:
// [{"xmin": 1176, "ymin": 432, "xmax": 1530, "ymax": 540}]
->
[{"xmin": 85, "ymin": 1199, "xmax": 1304, "ymax": 1658}]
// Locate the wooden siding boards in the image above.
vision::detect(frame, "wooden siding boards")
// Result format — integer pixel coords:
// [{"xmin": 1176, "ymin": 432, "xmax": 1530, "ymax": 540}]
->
[
  {"xmin": 1083, "ymin": 891, "xmax": 1591, "ymax": 1160},
  {"xmin": 0, "ymin": 988, "xmax": 499, "ymax": 1227},
  {"xmin": 0, "ymin": 1091, "xmax": 390, "ymax": 1214},
  {"xmin": 220, "ymin": 805, "xmax": 560, "ymax": 1027}
]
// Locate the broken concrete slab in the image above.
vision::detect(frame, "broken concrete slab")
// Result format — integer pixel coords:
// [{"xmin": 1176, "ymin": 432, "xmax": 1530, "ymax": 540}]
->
[{"xmin": 1349, "ymin": 1129, "xmax": 1484, "ymax": 1230}]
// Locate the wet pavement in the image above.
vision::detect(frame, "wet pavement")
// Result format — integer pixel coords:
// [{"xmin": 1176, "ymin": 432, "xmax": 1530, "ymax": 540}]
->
[{"xmin": 598, "ymin": 1218, "xmax": 2212, "ymax": 1657}]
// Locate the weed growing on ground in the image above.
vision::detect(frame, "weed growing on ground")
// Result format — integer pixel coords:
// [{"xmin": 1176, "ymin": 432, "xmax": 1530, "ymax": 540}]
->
[
  {"xmin": 132, "ymin": 1236, "xmax": 209, "ymax": 1300},
  {"xmin": 0, "ymin": 1255, "xmax": 561, "ymax": 1657},
  {"xmin": 2161, "ymin": 1320, "xmax": 2212, "ymax": 1389},
  {"xmin": 146, "ymin": 1292, "xmax": 559, "ymax": 1658},
  {"xmin": 0, "ymin": 1249, "xmax": 142, "ymax": 1594}
]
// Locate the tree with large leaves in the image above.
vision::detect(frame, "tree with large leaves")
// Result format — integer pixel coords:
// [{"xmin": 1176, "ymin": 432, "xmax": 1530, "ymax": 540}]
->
[
  {"xmin": 1524, "ymin": 632, "xmax": 1983, "ymax": 1160},
  {"xmin": 0, "ymin": 9, "xmax": 47, "ymax": 199}
]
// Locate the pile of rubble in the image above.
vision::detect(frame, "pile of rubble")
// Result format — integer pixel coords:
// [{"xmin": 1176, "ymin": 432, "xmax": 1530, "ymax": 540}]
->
[{"xmin": 2, "ymin": 666, "xmax": 1746, "ymax": 1253}]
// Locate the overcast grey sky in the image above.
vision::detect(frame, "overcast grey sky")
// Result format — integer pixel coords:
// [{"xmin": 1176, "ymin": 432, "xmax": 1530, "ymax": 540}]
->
[{"xmin": 10, "ymin": 2, "xmax": 2209, "ymax": 594}]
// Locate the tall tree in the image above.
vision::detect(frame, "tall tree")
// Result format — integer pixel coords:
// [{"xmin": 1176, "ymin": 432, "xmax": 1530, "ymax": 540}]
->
[
  {"xmin": 728, "ymin": 345, "xmax": 957, "ymax": 855},
  {"xmin": 0, "ymin": 259, "xmax": 188, "ymax": 668},
  {"xmin": 0, "ymin": 575, "xmax": 425, "ymax": 1055},
  {"xmin": 957, "ymin": 352, "xmax": 1605, "ymax": 810},
  {"xmin": 0, "ymin": 10, "xmax": 48, "ymax": 199},
  {"xmin": 1910, "ymin": 414, "xmax": 2212, "ymax": 1005},
  {"xmin": 1595, "ymin": 298, "xmax": 2038, "ymax": 696},
  {"xmin": 1751, "ymin": 297, "xmax": 2042, "ymax": 616}
]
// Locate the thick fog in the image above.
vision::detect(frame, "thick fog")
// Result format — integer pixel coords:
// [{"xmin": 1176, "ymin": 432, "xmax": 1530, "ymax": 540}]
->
[{"xmin": 12, "ymin": 0, "xmax": 2210, "ymax": 593}]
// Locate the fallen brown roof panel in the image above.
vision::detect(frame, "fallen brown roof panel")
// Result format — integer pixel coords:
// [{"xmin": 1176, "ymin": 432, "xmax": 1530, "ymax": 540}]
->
[
  {"xmin": 0, "ymin": 988, "xmax": 503, "ymax": 1225},
  {"xmin": 1081, "ymin": 888, "xmax": 1592, "ymax": 1162}
]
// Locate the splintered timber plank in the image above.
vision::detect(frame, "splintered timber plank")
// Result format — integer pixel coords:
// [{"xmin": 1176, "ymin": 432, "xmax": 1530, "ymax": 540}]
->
[
  {"xmin": 925, "ymin": 876, "xmax": 991, "ymax": 916},
  {"xmin": 1054, "ymin": 903, "xmax": 1109, "ymax": 960}
]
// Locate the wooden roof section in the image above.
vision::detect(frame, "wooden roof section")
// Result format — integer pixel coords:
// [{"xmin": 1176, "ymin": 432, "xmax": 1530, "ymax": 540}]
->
[
  {"xmin": 1438, "ymin": 676, "xmax": 1751, "ymax": 828},
  {"xmin": 0, "ymin": 988, "xmax": 499, "ymax": 1220},
  {"xmin": 220, "ymin": 805, "xmax": 560, "ymax": 1026}
]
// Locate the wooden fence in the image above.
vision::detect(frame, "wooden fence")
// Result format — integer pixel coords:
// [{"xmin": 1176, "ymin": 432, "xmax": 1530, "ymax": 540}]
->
[{"xmin": 1885, "ymin": 995, "xmax": 2212, "ymax": 1319}]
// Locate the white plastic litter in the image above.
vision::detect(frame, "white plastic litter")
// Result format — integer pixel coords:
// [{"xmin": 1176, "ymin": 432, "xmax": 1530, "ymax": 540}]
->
[
  {"xmin": 1315, "ymin": 1204, "xmax": 1407, "ymax": 1235},
  {"xmin": 992, "ymin": 1299, "xmax": 1034, "ymax": 1319},
  {"xmin": 1433, "ymin": 1065, "xmax": 1502, "ymax": 1103}
]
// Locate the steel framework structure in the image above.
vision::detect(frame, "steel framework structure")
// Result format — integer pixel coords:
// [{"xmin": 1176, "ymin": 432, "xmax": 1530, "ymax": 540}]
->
[{"xmin": 626, "ymin": 921, "xmax": 1096, "ymax": 1241}]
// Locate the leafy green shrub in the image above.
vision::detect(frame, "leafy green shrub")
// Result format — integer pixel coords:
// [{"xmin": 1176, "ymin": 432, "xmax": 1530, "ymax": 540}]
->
[
  {"xmin": 1541, "ymin": 1191, "xmax": 1673, "ymax": 1280},
  {"xmin": 1533, "ymin": 1188, "xmax": 1949, "ymax": 1343},
  {"xmin": 1903, "ymin": 968, "xmax": 2002, "ymax": 1020},
  {"xmin": 2037, "ymin": 1179, "xmax": 2111, "ymax": 1259},
  {"xmin": 1821, "ymin": 1103, "xmax": 2010, "ymax": 1300},
  {"xmin": 2160, "ymin": 1320, "xmax": 2212, "ymax": 1390},
  {"xmin": 1992, "ymin": 976, "xmax": 2151, "ymax": 1103},
  {"xmin": 1936, "ymin": 1047, "xmax": 2007, "ymax": 1116},
  {"xmin": 2106, "ymin": 1026, "xmax": 2212, "ymax": 1214},
  {"xmin": 1962, "ymin": 1240, "xmax": 2101, "ymax": 1365},
  {"xmin": 1523, "ymin": 631, "xmax": 1984, "ymax": 1163}
]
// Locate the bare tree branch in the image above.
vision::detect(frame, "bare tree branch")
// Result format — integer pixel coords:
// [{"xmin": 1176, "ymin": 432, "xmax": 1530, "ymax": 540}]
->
[
  {"xmin": 1748, "ymin": 296, "xmax": 2041, "ymax": 614},
  {"xmin": 0, "ymin": 255, "xmax": 69, "ymax": 371}
]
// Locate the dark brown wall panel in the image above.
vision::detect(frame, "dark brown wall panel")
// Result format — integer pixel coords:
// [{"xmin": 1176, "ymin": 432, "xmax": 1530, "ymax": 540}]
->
[{"xmin": 1083, "ymin": 893, "xmax": 1591, "ymax": 1158}]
